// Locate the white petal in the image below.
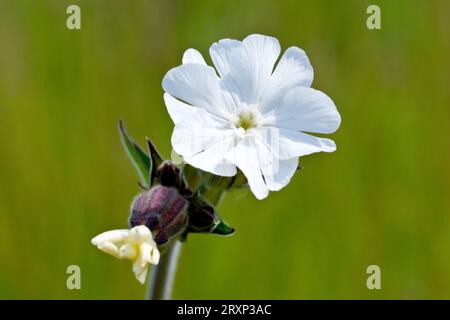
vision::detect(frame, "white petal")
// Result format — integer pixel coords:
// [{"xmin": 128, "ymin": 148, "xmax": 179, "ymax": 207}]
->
[
  {"xmin": 183, "ymin": 134, "xmax": 237, "ymax": 176},
  {"xmin": 261, "ymin": 158, "xmax": 299, "ymax": 192},
  {"xmin": 172, "ymin": 119, "xmax": 237, "ymax": 176},
  {"xmin": 128, "ymin": 225, "xmax": 151, "ymax": 244},
  {"xmin": 182, "ymin": 48, "xmax": 207, "ymax": 65},
  {"xmin": 273, "ymin": 46, "xmax": 313, "ymax": 87},
  {"xmin": 139, "ymin": 242, "xmax": 152, "ymax": 267},
  {"xmin": 162, "ymin": 63, "xmax": 235, "ymax": 118},
  {"xmin": 91, "ymin": 229, "xmax": 129, "ymax": 246},
  {"xmin": 136, "ymin": 269, "xmax": 147, "ymax": 284},
  {"xmin": 210, "ymin": 34, "xmax": 281, "ymax": 104},
  {"xmin": 164, "ymin": 93, "xmax": 198, "ymax": 125},
  {"xmin": 170, "ymin": 106, "xmax": 232, "ymax": 155},
  {"xmin": 226, "ymin": 135, "xmax": 268, "ymax": 200},
  {"xmin": 149, "ymin": 246, "xmax": 160, "ymax": 265},
  {"xmin": 251, "ymin": 136, "xmax": 298, "ymax": 191},
  {"xmin": 260, "ymin": 127, "xmax": 336, "ymax": 160},
  {"xmin": 119, "ymin": 243, "xmax": 137, "ymax": 260},
  {"xmin": 145, "ymin": 238, "xmax": 160, "ymax": 265},
  {"xmin": 260, "ymin": 47, "xmax": 314, "ymax": 113},
  {"xmin": 166, "ymin": 80, "xmax": 238, "ymax": 176},
  {"xmin": 96, "ymin": 242, "xmax": 120, "ymax": 258},
  {"xmin": 132, "ymin": 259, "xmax": 148, "ymax": 284},
  {"xmin": 209, "ymin": 38, "xmax": 241, "ymax": 78},
  {"xmin": 242, "ymin": 34, "xmax": 281, "ymax": 77},
  {"xmin": 265, "ymin": 87, "xmax": 341, "ymax": 134}
]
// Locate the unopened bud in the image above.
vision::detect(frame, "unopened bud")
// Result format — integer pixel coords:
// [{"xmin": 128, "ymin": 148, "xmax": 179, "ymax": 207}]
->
[
  {"xmin": 129, "ymin": 185, "xmax": 188, "ymax": 245},
  {"xmin": 188, "ymin": 199, "xmax": 218, "ymax": 233},
  {"xmin": 187, "ymin": 195, "xmax": 234, "ymax": 235},
  {"xmin": 155, "ymin": 160, "xmax": 186, "ymax": 190}
]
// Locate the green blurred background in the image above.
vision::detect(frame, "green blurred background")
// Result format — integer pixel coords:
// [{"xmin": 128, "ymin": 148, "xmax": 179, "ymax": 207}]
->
[{"xmin": 0, "ymin": 0, "xmax": 449, "ymax": 299}]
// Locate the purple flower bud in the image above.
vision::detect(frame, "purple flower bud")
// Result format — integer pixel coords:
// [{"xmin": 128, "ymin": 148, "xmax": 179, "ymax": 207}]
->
[
  {"xmin": 187, "ymin": 199, "xmax": 218, "ymax": 233},
  {"xmin": 155, "ymin": 160, "xmax": 187, "ymax": 191},
  {"xmin": 129, "ymin": 185, "xmax": 188, "ymax": 245},
  {"xmin": 186, "ymin": 194, "xmax": 235, "ymax": 235}
]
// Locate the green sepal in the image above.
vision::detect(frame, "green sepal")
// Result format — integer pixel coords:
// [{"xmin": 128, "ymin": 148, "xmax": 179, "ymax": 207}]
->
[
  {"xmin": 118, "ymin": 120, "xmax": 151, "ymax": 188},
  {"xmin": 146, "ymin": 137, "xmax": 164, "ymax": 183},
  {"xmin": 178, "ymin": 230, "xmax": 189, "ymax": 243},
  {"xmin": 212, "ymin": 219, "xmax": 235, "ymax": 236}
]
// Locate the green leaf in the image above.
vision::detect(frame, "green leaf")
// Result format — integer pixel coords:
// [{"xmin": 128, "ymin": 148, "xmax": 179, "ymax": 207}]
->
[
  {"xmin": 118, "ymin": 120, "xmax": 151, "ymax": 188},
  {"xmin": 212, "ymin": 219, "xmax": 235, "ymax": 236}
]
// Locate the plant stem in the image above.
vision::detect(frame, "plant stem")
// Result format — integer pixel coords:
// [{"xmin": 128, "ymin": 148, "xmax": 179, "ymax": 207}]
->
[{"xmin": 146, "ymin": 239, "xmax": 182, "ymax": 300}]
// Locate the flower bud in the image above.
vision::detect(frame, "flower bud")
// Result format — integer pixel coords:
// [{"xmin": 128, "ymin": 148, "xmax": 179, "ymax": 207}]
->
[
  {"xmin": 187, "ymin": 199, "xmax": 218, "ymax": 233},
  {"xmin": 129, "ymin": 185, "xmax": 188, "ymax": 245},
  {"xmin": 155, "ymin": 160, "xmax": 186, "ymax": 190},
  {"xmin": 187, "ymin": 195, "xmax": 235, "ymax": 235}
]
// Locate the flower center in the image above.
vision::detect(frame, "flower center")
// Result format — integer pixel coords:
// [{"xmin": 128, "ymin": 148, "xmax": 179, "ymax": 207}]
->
[{"xmin": 235, "ymin": 106, "xmax": 261, "ymax": 131}]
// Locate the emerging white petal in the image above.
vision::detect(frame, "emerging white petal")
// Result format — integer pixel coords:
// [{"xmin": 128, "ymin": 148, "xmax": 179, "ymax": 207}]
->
[
  {"xmin": 119, "ymin": 243, "xmax": 137, "ymax": 260},
  {"xmin": 97, "ymin": 242, "xmax": 120, "ymax": 258},
  {"xmin": 128, "ymin": 225, "xmax": 151, "ymax": 244},
  {"xmin": 91, "ymin": 226, "xmax": 159, "ymax": 284},
  {"xmin": 139, "ymin": 242, "xmax": 154, "ymax": 266},
  {"xmin": 147, "ymin": 240, "xmax": 160, "ymax": 265},
  {"xmin": 91, "ymin": 229, "xmax": 129, "ymax": 258},
  {"xmin": 132, "ymin": 259, "xmax": 148, "ymax": 284},
  {"xmin": 91, "ymin": 229, "xmax": 129, "ymax": 246}
]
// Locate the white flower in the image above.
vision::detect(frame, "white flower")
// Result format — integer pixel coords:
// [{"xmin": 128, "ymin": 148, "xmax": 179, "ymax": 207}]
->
[
  {"xmin": 162, "ymin": 34, "xmax": 341, "ymax": 200},
  {"xmin": 91, "ymin": 225, "xmax": 160, "ymax": 284}
]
